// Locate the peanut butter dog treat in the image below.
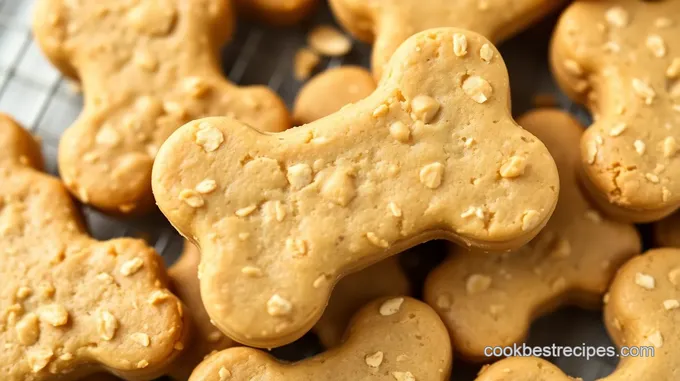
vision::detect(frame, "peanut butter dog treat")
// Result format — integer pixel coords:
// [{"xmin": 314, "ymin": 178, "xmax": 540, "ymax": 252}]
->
[
  {"xmin": 166, "ymin": 244, "xmax": 234, "ymax": 380},
  {"xmin": 32, "ymin": 0, "xmax": 291, "ymax": 216},
  {"xmin": 0, "ymin": 114, "xmax": 188, "ymax": 381},
  {"xmin": 551, "ymin": 0, "xmax": 680, "ymax": 222},
  {"xmin": 424, "ymin": 109, "xmax": 641, "ymax": 361},
  {"xmin": 313, "ymin": 257, "xmax": 410, "ymax": 348},
  {"xmin": 152, "ymin": 28, "xmax": 560, "ymax": 347},
  {"xmin": 234, "ymin": 0, "xmax": 317, "ymax": 26},
  {"xmin": 330, "ymin": 0, "xmax": 565, "ymax": 77},
  {"xmin": 293, "ymin": 66, "xmax": 376, "ymax": 125},
  {"xmin": 475, "ymin": 248, "xmax": 680, "ymax": 381},
  {"xmin": 654, "ymin": 212, "xmax": 680, "ymax": 248},
  {"xmin": 188, "ymin": 297, "xmax": 452, "ymax": 381}
]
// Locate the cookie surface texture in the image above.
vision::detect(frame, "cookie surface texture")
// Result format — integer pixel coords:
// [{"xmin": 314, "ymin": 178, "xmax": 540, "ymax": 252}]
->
[
  {"xmin": 152, "ymin": 28, "xmax": 559, "ymax": 347},
  {"xmin": 32, "ymin": 0, "xmax": 291, "ymax": 215}
]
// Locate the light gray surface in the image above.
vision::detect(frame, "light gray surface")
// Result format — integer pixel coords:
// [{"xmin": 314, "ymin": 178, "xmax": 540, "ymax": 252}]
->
[{"xmin": 0, "ymin": 0, "xmax": 617, "ymax": 379}]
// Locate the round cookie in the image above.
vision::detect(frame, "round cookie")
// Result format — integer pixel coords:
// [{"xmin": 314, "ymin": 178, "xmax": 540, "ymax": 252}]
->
[
  {"xmin": 234, "ymin": 0, "xmax": 318, "ymax": 26},
  {"xmin": 293, "ymin": 66, "xmax": 376, "ymax": 125}
]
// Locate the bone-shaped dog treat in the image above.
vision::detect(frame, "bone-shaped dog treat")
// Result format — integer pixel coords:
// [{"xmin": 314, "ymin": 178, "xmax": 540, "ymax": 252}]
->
[
  {"xmin": 330, "ymin": 0, "xmax": 565, "ymax": 78},
  {"xmin": 234, "ymin": 0, "xmax": 318, "ymax": 26},
  {"xmin": 152, "ymin": 28, "xmax": 559, "ymax": 348},
  {"xmin": 293, "ymin": 66, "xmax": 376, "ymax": 125},
  {"xmin": 188, "ymin": 297, "xmax": 451, "ymax": 380},
  {"xmin": 32, "ymin": 0, "xmax": 291, "ymax": 216},
  {"xmin": 0, "ymin": 114, "xmax": 188, "ymax": 381},
  {"xmin": 424, "ymin": 109, "xmax": 641, "ymax": 361},
  {"xmin": 166, "ymin": 243, "xmax": 234, "ymax": 380},
  {"xmin": 314, "ymin": 256, "xmax": 410, "ymax": 348},
  {"xmin": 654, "ymin": 212, "xmax": 680, "ymax": 247},
  {"xmin": 551, "ymin": 0, "xmax": 680, "ymax": 222},
  {"xmin": 475, "ymin": 248, "xmax": 680, "ymax": 381}
]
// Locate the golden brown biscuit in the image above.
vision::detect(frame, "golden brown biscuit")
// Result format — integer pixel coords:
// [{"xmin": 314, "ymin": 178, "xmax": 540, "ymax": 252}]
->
[
  {"xmin": 654, "ymin": 212, "xmax": 680, "ymax": 247},
  {"xmin": 152, "ymin": 28, "xmax": 559, "ymax": 348},
  {"xmin": 474, "ymin": 248, "xmax": 680, "ymax": 381},
  {"xmin": 0, "ymin": 114, "xmax": 188, "ymax": 381},
  {"xmin": 166, "ymin": 244, "xmax": 234, "ymax": 379},
  {"xmin": 234, "ymin": 0, "xmax": 318, "ymax": 26},
  {"xmin": 551, "ymin": 0, "xmax": 680, "ymax": 222},
  {"xmin": 424, "ymin": 109, "xmax": 641, "ymax": 361},
  {"xmin": 32, "ymin": 0, "xmax": 291, "ymax": 216},
  {"xmin": 313, "ymin": 257, "xmax": 410, "ymax": 348},
  {"xmin": 188, "ymin": 297, "xmax": 452, "ymax": 380},
  {"xmin": 293, "ymin": 66, "xmax": 376, "ymax": 125},
  {"xmin": 330, "ymin": 0, "xmax": 565, "ymax": 78}
]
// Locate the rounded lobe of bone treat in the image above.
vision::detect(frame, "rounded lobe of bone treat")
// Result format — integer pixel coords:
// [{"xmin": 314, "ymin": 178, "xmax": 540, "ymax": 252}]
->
[
  {"xmin": 152, "ymin": 28, "xmax": 559, "ymax": 348},
  {"xmin": 32, "ymin": 0, "xmax": 291, "ymax": 216},
  {"xmin": 424, "ymin": 109, "xmax": 640, "ymax": 361},
  {"xmin": 293, "ymin": 66, "xmax": 376, "ymax": 125},
  {"xmin": 551, "ymin": 0, "xmax": 680, "ymax": 222},
  {"xmin": 473, "ymin": 248, "xmax": 680, "ymax": 381},
  {"xmin": 187, "ymin": 298, "xmax": 451, "ymax": 381},
  {"xmin": 0, "ymin": 114, "xmax": 188, "ymax": 380},
  {"xmin": 329, "ymin": 0, "xmax": 566, "ymax": 78}
]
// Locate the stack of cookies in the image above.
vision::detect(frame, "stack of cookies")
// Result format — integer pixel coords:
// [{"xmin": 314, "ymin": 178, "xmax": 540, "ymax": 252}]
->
[{"xmin": 1, "ymin": 0, "xmax": 679, "ymax": 380}]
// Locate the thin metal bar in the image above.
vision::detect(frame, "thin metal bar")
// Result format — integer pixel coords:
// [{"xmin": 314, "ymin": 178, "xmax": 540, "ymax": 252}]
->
[
  {"xmin": 154, "ymin": 231, "xmax": 173, "ymax": 256},
  {"xmin": 228, "ymin": 28, "xmax": 263, "ymax": 83},
  {"xmin": 0, "ymin": 29, "xmax": 31, "ymax": 97},
  {"xmin": 30, "ymin": 77, "xmax": 62, "ymax": 132}
]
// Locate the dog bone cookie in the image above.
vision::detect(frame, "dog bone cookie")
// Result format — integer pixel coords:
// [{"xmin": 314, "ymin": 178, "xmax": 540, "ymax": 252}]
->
[
  {"xmin": 475, "ymin": 248, "xmax": 680, "ymax": 381},
  {"xmin": 0, "ymin": 114, "xmax": 188, "ymax": 381},
  {"xmin": 293, "ymin": 66, "xmax": 376, "ymax": 125},
  {"xmin": 654, "ymin": 212, "xmax": 680, "ymax": 247},
  {"xmin": 166, "ymin": 243, "xmax": 234, "ymax": 380},
  {"xmin": 551, "ymin": 0, "xmax": 680, "ymax": 222},
  {"xmin": 330, "ymin": 0, "xmax": 565, "ymax": 78},
  {"xmin": 234, "ymin": 0, "xmax": 318, "ymax": 26},
  {"xmin": 314, "ymin": 257, "xmax": 410, "ymax": 348},
  {"xmin": 32, "ymin": 0, "xmax": 291, "ymax": 216},
  {"xmin": 424, "ymin": 109, "xmax": 641, "ymax": 361},
  {"xmin": 152, "ymin": 28, "xmax": 559, "ymax": 347},
  {"xmin": 188, "ymin": 297, "xmax": 451, "ymax": 380}
]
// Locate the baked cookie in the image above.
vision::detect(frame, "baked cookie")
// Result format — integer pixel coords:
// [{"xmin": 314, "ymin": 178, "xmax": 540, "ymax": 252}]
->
[
  {"xmin": 313, "ymin": 257, "xmax": 410, "ymax": 348},
  {"xmin": 551, "ymin": 0, "xmax": 680, "ymax": 222},
  {"xmin": 330, "ymin": 0, "xmax": 565, "ymax": 77},
  {"xmin": 152, "ymin": 28, "xmax": 559, "ymax": 348},
  {"xmin": 234, "ymin": 0, "xmax": 318, "ymax": 26},
  {"xmin": 188, "ymin": 297, "xmax": 452, "ymax": 380},
  {"xmin": 424, "ymin": 109, "xmax": 640, "ymax": 361},
  {"xmin": 0, "ymin": 114, "xmax": 188, "ymax": 381},
  {"xmin": 293, "ymin": 66, "xmax": 376, "ymax": 125},
  {"xmin": 475, "ymin": 248, "xmax": 680, "ymax": 381},
  {"xmin": 33, "ymin": 0, "xmax": 291, "ymax": 216}
]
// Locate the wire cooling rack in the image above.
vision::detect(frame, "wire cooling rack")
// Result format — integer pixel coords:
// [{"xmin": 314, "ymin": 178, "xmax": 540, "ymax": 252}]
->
[{"xmin": 0, "ymin": 0, "xmax": 616, "ymax": 380}]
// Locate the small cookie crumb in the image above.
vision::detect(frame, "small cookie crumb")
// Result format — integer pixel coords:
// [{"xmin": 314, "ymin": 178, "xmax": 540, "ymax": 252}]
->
[
  {"xmin": 98, "ymin": 310, "xmax": 118, "ymax": 341},
  {"xmin": 320, "ymin": 168, "xmax": 356, "ymax": 206},
  {"xmin": 195, "ymin": 122, "xmax": 224, "ymax": 152},
  {"xmin": 379, "ymin": 297, "xmax": 404, "ymax": 316},
  {"xmin": 16, "ymin": 313, "xmax": 40, "ymax": 345},
  {"xmin": 365, "ymin": 351, "xmax": 384, "ymax": 368},
  {"xmin": 419, "ymin": 162, "xmax": 444, "ymax": 189},
  {"xmin": 130, "ymin": 332, "xmax": 151, "ymax": 347},
  {"xmin": 388, "ymin": 202, "xmax": 402, "ymax": 217},
  {"xmin": 462, "ymin": 76, "xmax": 493, "ymax": 103},
  {"xmin": 479, "ymin": 44, "xmax": 493, "ymax": 62},
  {"xmin": 609, "ymin": 123, "xmax": 627, "ymax": 137},
  {"xmin": 196, "ymin": 179, "xmax": 217, "ymax": 194},
  {"xmin": 26, "ymin": 347, "xmax": 53, "ymax": 373},
  {"xmin": 663, "ymin": 137, "xmax": 678, "ymax": 158},
  {"xmin": 308, "ymin": 26, "xmax": 352, "ymax": 57},
  {"xmin": 466, "ymin": 274, "xmax": 492, "ymax": 294},
  {"xmin": 633, "ymin": 140, "xmax": 646, "ymax": 155},
  {"xmin": 179, "ymin": 189, "xmax": 205, "ymax": 208},
  {"xmin": 663, "ymin": 299, "xmax": 679, "ymax": 310},
  {"xmin": 410, "ymin": 95, "xmax": 440, "ymax": 123},
  {"xmin": 287, "ymin": 164, "xmax": 313, "ymax": 190},
  {"xmin": 241, "ymin": 266, "xmax": 263, "ymax": 277},
  {"xmin": 392, "ymin": 371, "xmax": 416, "ymax": 381},
  {"xmin": 218, "ymin": 367, "xmax": 232, "ymax": 380},
  {"xmin": 584, "ymin": 209, "xmax": 602, "ymax": 223},
  {"xmin": 647, "ymin": 330, "xmax": 664, "ymax": 348},
  {"xmin": 563, "ymin": 60, "xmax": 584, "ymax": 76},
  {"xmin": 499, "ymin": 156, "xmax": 527, "ymax": 178},
  {"xmin": 267, "ymin": 294, "xmax": 293, "ymax": 317},
  {"xmin": 235, "ymin": 205, "xmax": 257, "ymax": 217},
  {"xmin": 40, "ymin": 304, "xmax": 69, "ymax": 327},
  {"xmin": 366, "ymin": 232, "xmax": 389, "ymax": 248},
  {"xmin": 605, "ymin": 6, "xmax": 629, "ymax": 28},
  {"xmin": 669, "ymin": 268, "xmax": 680, "ymax": 285},
  {"xmin": 631, "ymin": 79, "xmax": 655, "ymax": 104},
  {"xmin": 646, "ymin": 34, "xmax": 667, "ymax": 58},
  {"xmin": 667, "ymin": 58, "xmax": 680, "ymax": 78},
  {"xmin": 453, "ymin": 33, "xmax": 468, "ymax": 57},
  {"xmin": 521, "ymin": 210, "xmax": 541, "ymax": 231},
  {"xmin": 137, "ymin": 360, "xmax": 149, "ymax": 369},
  {"xmin": 635, "ymin": 273, "xmax": 656, "ymax": 290},
  {"xmin": 16, "ymin": 287, "xmax": 32, "ymax": 300},
  {"xmin": 120, "ymin": 257, "xmax": 144, "ymax": 276},
  {"xmin": 586, "ymin": 141, "xmax": 598, "ymax": 164},
  {"xmin": 149, "ymin": 290, "xmax": 171, "ymax": 304},
  {"xmin": 389, "ymin": 121, "xmax": 411, "ymax": 143}
]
